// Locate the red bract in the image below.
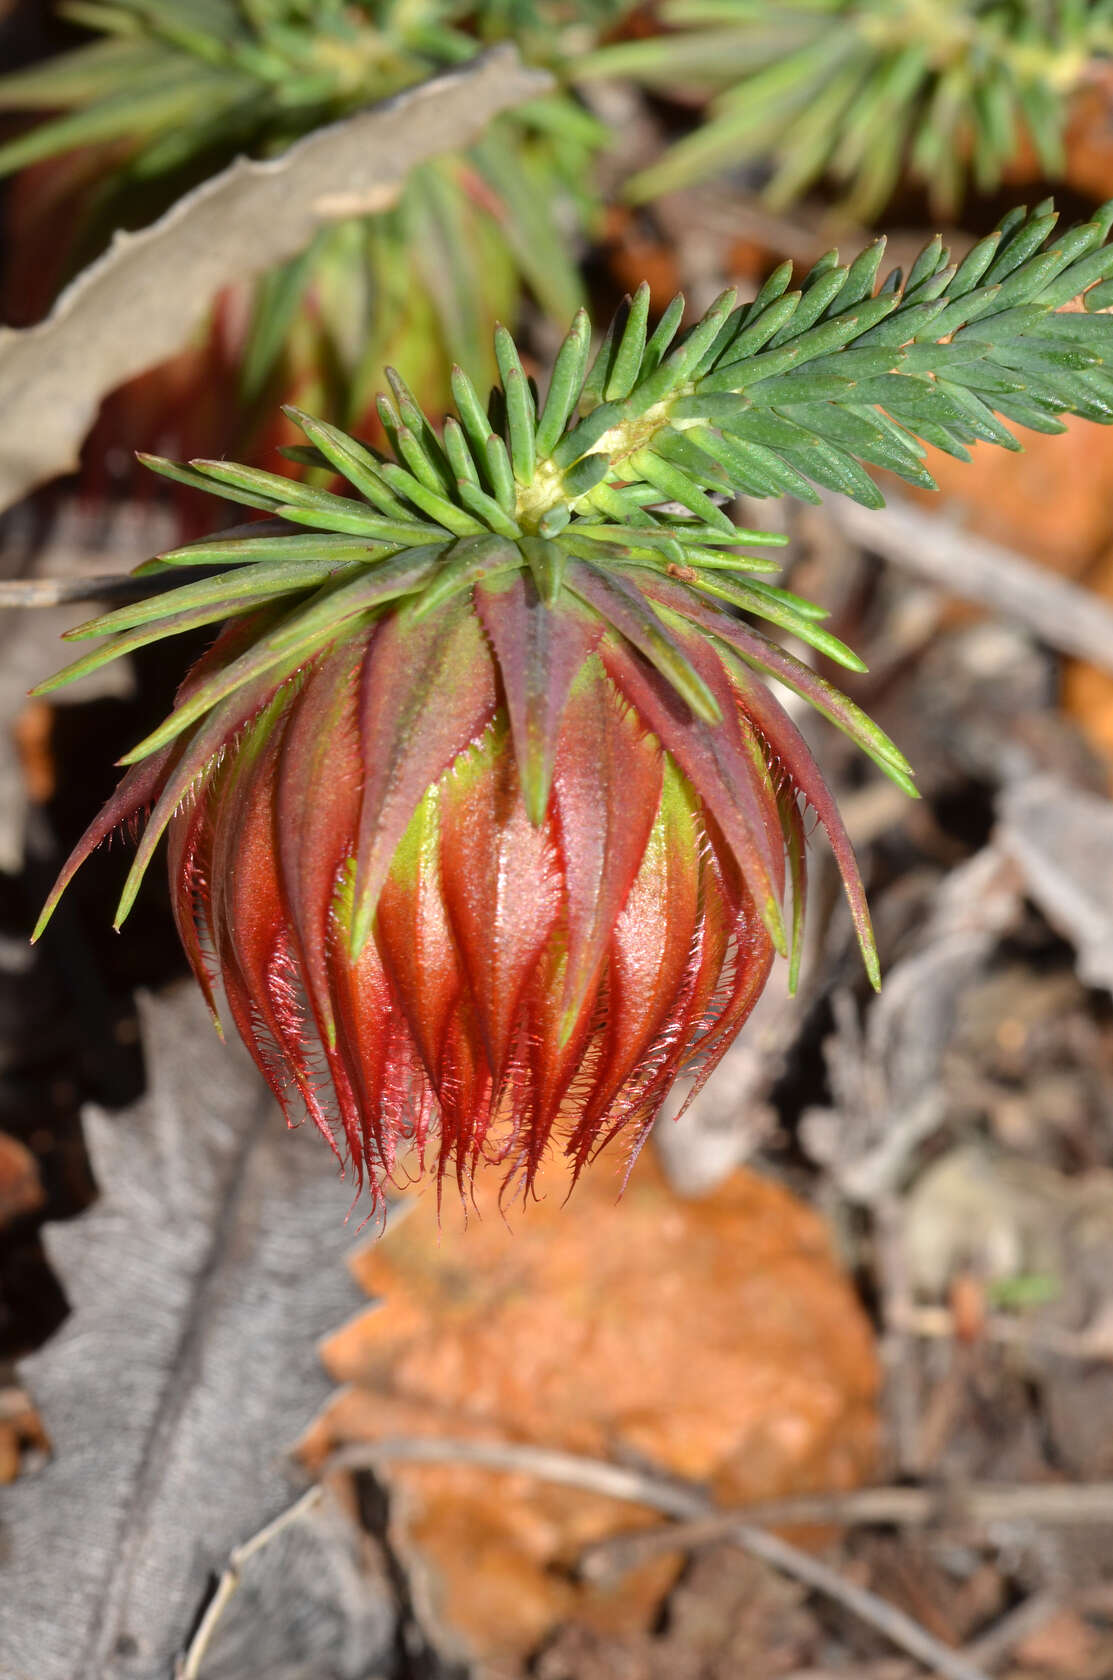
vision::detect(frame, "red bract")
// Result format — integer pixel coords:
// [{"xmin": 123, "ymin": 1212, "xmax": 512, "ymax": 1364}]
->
[
  {"xmin": 38, "ymin": 567, "xmax": 880, "ymax": 1212},
  {"xmin": 33, "ymin": 288, "xmax": 920, "ymax": 1213}
]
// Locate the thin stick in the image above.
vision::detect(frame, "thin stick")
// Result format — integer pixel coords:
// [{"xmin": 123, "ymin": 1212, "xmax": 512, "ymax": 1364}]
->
[
  {"xmin": 749, "ymin": 1480, "xmax": 1113, "ymax": 1528},
  {"xmin": 0, "ymin": 574, "xmax": 167, "ymax": 607},
  {"xmin": 963, "ymin": 1591, "xmax": 1062, "ymax": 1672},
  {"xmin": 823, "ymin": 492, "xmax": 1113, "ymax": 676},
  {"xmin": 893, "ymin": 1301, "xmax": 1113, "ymax": 1361},
  {"xmin": 0, "ymin": 553, "xmax": 250, "ymax": 607},
  {"xmin": 326, "ymin": 1437, "xmax": 993, "ymax": 1680},
  {"xmin": 580, "ymin": 1479, "xmax": 1113, "ymax": 1582},
  {"xmin": 176, "ymin": 1485, "xmax": 324, "ymax": 1679}
]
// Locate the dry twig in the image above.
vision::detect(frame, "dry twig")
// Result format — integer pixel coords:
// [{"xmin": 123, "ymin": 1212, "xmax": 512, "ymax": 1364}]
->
[
  {"xmin": 176, "ymin": 1488, "xmax": 325, "ymax": 1680},
  {"xmin": 327, "ymin": 1437, "xmax": 995, "ymax": 1680},
  {"xmin": 0, "ymin": 572, "xmax": 208, "ymax": 607},
  {"xmin": 893, "ymin": 1301, "xmax": 1113, "ymax": 1361},
  {"xmin": 822, "ymin": 492, "xmax": 1113, "ymax": 676},
  {"xmin": 579, "ymin": 1478, "xmax": 1113, "ymax": 1578},
  {"xmin": 963, "ymin": 1591, "xmax": 1064, "ymax": 1672}
]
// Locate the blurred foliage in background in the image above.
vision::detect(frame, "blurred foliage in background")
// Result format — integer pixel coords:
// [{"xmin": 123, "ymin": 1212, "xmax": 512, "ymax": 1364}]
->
[
  {"xmin": 0, "ymin": 0, "xmax": 620, "ymax": 461},
  {"xmin": 586, "ymin": 0, "xmax": 1113, "ymax": 215},
  {"xmin": 1, "ymin": 0, "xmax": 1113, "ymax": 525}
]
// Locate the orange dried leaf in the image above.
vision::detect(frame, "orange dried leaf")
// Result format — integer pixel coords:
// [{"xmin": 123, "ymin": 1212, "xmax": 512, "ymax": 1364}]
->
[{"xmin": 309, "ymin": 1150, "xmax": 880, "ymax": 1664}]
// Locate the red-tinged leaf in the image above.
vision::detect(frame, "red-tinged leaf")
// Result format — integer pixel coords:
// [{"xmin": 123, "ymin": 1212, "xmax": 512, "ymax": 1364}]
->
[
  {"xmin": 734, "ymin": 655, "xmax": 878, "ymax": 987},
  {"xmin": 600, "ymin": 635, "xmax": 787, "ymax": 955},
  {"xmin": 174, "ymin": 608, "xmax": 283, "ymax": 696},
  {"xmin": 118, "ymin": 547, "xmax": 446, "ymax": 766},
  {"xmin": 272, "ymin": 637, "xmax": 392, "ymax": 1175},
  {"xmin": 114, "ymin": 647, "xmax": 314, "ymax": 928},
  {"xmin": 274, "ymin": 634, "xmax": 367, "ymax": 1049},
  {"xmin": 350, "ymin": 599, "xmax": 498, "ymax": 958},
  {"xmin": 673, "ymin": 873, "xmax": 736, "ymax": 1055},
  {"xmin": 679, "ymin": 939, "xmax": 773, "ymax": 1120},
  {"xmin": 567, "ymin": 759, "xmax": 702, "ymax": 1155},
  {"xmin": 776, "ymin": 780, "xmax": 808, "ymax": 997},
  {"xmin": 566, "ymin": 561, "xmax": 723, "ymax": 725},
  {"xmin": 572, "ymin": 819, "xmax": 754, "ymax": 1178},
  {"xmin": 31, "ymin": 746, "xmax": 178, "ymax": 942},
  {"xmin": 668, "ymin": 614, "xmax": 789, "ymax": 880},
  {"xmin": 670, "ymin": 834, "xmax": 774, "ymax": 1123},
  {"xmin": 140, "ymin": 611, "xmax": 296, "ymax": 943},
  {"xmin": 580, "ymin": 849, "xmax": 772, "ymax": 1182},
  {"xmin": 516, "ymin": 940, "xmax": 594, "ymax": 1182},
  {"xmin": 408, "ymin": 535, "xmax": 521, "ymax": 622},
  {"xmin": 663, "ymin": 611, "xmax": 880, "ymax": 988},
  {"xmin": 326, "ymin": 897, "xmax": 424, "ymax": 1194},
  {"xmin": 549, "ymin": 660, "xmax": 664, "ymax": 1047},
  {"xmin": 208, "ymin": 707, "xmax": 338, "ymax": 1157},
  {"xmin": 474, "ymin": 575, "xmax": 602, "ymax": 825},
  {"xmin": 439, "ymin": 727, "xmax": 563, "ymax": 1083},
  {"xmin": 374, "ymin": 792, "xmax": 466, "ymax": 1091},
  {"xmin": 636, "ymin": 574, "xmax": 916, "ymax": 793},
  {"xmin": 158, "ymin": 611, "xmax": 338, "ymax": 1042},
  {"xmin": 430, "ymin": 1000, "xmax": 496, "ymax": 1204},
  {"xmin": 166, "ymin": 778, "xmax": 221, "ymax": 1030}
]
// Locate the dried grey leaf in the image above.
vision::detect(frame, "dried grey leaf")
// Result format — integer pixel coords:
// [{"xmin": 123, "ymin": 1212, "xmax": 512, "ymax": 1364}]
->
[
  {"xmin": 0, "ymin": 984, "xmax": 383, "ymax": 1680},
  {"xmin": 181, "ymin": 1484, "xmax": 393, "ymax": 1680}
]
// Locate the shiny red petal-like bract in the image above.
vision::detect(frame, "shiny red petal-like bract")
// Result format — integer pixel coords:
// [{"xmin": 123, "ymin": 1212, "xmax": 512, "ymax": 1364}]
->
[
  {"xmin": 51, "ymin": 580, "xmax": 816, "ymax": 1214},
  {"xmin": 34, "ymin": 254, "xmax": 921, "ymax": 1219}
]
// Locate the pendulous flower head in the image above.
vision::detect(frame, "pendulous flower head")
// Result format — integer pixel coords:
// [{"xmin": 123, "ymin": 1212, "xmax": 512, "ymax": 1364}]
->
[
  {"xmin": 41, "ymin": 194, "xmax": 1113, "ymax": 1209},
  {"xmin": 34, "ymin": 259, "xmax": 955, "ymax": 1210}
]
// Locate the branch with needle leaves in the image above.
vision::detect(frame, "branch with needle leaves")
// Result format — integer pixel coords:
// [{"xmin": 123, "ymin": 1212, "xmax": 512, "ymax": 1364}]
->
[{"xmin": 29, "ymin": 197, "xmax": 1113, "ymax": 993}]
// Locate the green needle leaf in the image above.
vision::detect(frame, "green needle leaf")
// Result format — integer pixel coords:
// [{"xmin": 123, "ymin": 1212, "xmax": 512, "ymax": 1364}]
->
[
  {"xmin": 604, "ymin": 283, "xmax": 651, "ymax": 402},
  {"xmin": 283, "ymin": 407, "xmax": 414, "ymax": 518},
  {"xmin": 519, "ymin": 536, "xmax": 567, "ymax": 604},
  {"xmin": 495, "ymin": 325, "xmax": 537, "ymax": 486},
  {"xmin": 406, "ymin": 535, "xmax": 520, "ymax": 621},
  {"xmin": 117, "ymin": 547, "xmax": 448, "ymax": 764},
  {"xmin": 535, "ymin": 307, "xmax": 592, "ymax": 459}
]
